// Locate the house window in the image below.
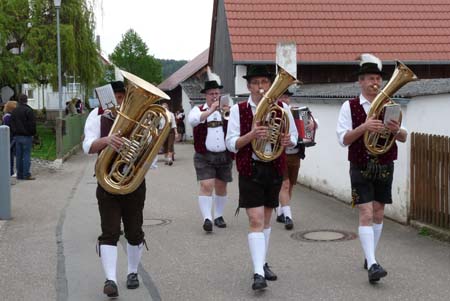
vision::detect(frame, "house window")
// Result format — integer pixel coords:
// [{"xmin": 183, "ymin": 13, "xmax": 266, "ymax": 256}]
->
[{"xmin": 27, "ymin": 89, "xmax": 34, "ymax": 99}]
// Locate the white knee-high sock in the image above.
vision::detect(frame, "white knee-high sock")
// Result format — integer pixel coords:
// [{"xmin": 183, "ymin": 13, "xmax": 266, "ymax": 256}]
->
[
  {"xmin": 248, "ymin": 232, "xmax": 265, "ymax": 276},
  {"xmin": 198, "ymin": 196, "xmax": 213, "ymax": 221},
  {"xmin": 127, "ymin": 242, "xmax": 143, "ymax": 274},
  {"xmin": 100, "ymin": 245, "xmax": 117, "ymax": 282},
  {"xmin": 282, "ymin": 206, "xmax": 292, "ymax": 219},
  {"xmin": 276, "ymin": 205, "xmax": 283, "ymax": 216},
  {"xmin": 373, "ymin": 223, "xmax": 383, "ymax": 253},
  {"xmin": 263, "ymin": 227, "xmax": 271, "ymax": 263},
  {"xmin": 359, "ymin": 226, "xmax": 376, "ymax": 267},
  {"xmin": 214, "ymin": 195, "xmax": 227, "ymax": 219}
]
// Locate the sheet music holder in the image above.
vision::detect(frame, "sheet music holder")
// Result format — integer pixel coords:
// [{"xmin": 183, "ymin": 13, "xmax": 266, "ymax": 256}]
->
[
  {"xmin": 95, "ymin": 84, "xmax": 118, "ymax": 111},
  {"xmin": 383, "ymin": 104, "xmax": 401, "ymax": 126}
]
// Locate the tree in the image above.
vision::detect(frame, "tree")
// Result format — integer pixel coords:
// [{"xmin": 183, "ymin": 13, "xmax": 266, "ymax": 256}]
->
[
  {"xmin": 0, "ymin": 0, "xmax": 102, "ymax": 99},
  {"xmin": 109, "ymin": 29, "xmax": 162, "ymax": 84}
]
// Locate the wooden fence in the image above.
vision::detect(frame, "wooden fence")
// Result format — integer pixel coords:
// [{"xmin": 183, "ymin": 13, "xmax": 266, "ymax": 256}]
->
[{"xmin": 410, "ymin": 133, "xmax": 450, "ymax": 229}]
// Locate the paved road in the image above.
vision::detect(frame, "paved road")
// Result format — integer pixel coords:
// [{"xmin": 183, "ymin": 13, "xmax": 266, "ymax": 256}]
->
[{"xmin": 1, "ymin": 143, "xmax": 449, "ymax": 300}]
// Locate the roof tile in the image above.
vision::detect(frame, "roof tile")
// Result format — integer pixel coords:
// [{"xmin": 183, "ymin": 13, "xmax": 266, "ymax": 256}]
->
[{"xmin": 223, "ymin": 0, "xmax": 450, "ymax": 62}]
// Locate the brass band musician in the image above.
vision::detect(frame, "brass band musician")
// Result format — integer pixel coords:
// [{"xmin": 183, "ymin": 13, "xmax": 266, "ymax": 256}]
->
[
  {"xmin": 226, "ymin": 66, "xmax": 298, "ymax": 291},
  {"xmin": 336, "ymin": 54, "xmax": 407, "ymax": 284},
  {"xmin": 83, "ymin": 81, "xmax": 146, "ymax": 297},
  {"xmin": 188, "ymin": 80, "xmax": 233, "ymax": 233}
]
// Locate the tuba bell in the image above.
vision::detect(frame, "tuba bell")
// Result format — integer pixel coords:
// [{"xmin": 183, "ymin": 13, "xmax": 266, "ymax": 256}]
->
[
  {"xmin": 364, "ymin": 61, "xmax": 418, "ymax": 155},
  {"xmin": 95, "ymin": 70, "xmax": 171, "ymax": 195},
  {"xmin": 251, "ymin": 67, "xmax": 297, "ymax": 161}
]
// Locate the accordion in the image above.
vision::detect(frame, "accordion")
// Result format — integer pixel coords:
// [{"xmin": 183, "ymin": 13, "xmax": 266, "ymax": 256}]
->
[{"xmin": 290, "ymin": 106, "xmax": 316, "ymax": 147}]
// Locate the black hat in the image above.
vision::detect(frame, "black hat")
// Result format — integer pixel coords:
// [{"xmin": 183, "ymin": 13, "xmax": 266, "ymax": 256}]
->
[
  {"xmin": 356, "ymin": 63, "xmax": 385, "ymax": 76},
  {"xmin": 243, "ymin": 65, "xmax": 274, "ymax": 80},
  {"xmin": 200, "ymin": 80, "xmax": 223, "ymax": 93},
  {"xmin": 110, "ymin": 81, "xmax": 126, "ymax": 93}
]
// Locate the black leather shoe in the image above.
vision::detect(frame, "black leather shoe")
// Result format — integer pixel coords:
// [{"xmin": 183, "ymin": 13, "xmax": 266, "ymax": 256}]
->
[
  {"xmin": 203, "ymin": 219, "xmax": 213, "ymax": 232},
  {"xmin": 276, "ymin": 214, "xmax": 285, "ymax": 223},
  {"xmin": 252, "ymin": 274, "xmax": 267, "ymax": 290},
  {"xmin": 214, "ymin": 216, "xmax": 227, "ymax": 228},
  {"xmin": 263, "ymin": 263, "xmax": 277, "ymax": 281},
  {"xmin": 127, "ymin": 273, "xmax": 139, "ymax": 289},
  {"xmin": 368, "ymin": 264, "xmax": 387, "ymax": 283},
  {"xmin": 103, "ymin": 280, "xmax": 119, "ymax": 297},
  {"xmin": 284, "ymin": 216, "xmax": 294, "ymax": 230}
]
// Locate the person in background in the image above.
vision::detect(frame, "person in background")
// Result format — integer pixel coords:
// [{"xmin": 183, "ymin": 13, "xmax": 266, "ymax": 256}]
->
[
  {"xmin": 2, "ymin": 100, "xmax": 18, "ymax": 176},
  {"xmin": 276, "ymin": 90, "xmax": 318, "ymax": 230},
  {"xmin": 161, "ymin": 102, "xmax": 177, "ymax": 165},
  {"xmin": 188, "ymin": 80, "xmax": 233, "ymax": 233},
  {"xmin": 10, "ymin": 94, "xmax": 36, "ymax": 180}
]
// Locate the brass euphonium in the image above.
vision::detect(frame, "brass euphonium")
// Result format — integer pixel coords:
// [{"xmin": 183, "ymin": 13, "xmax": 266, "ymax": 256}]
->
[
  {"xmin": 251, "ymin": 67, "xmax": 297, "ymax": 161},
  {"xmin": 364, "ymin": 61, "xmax": 418, "ymax": 155},
  {"xmin": 95, "ymin": 70, "xmax": 171, "ymax": 195}
]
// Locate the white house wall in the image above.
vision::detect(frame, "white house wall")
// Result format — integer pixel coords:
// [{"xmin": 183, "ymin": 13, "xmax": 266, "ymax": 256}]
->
[
  {"xmin": 295, "ymin": 94, "xmax": 449, "ymax": 223},
  {"xmin": 181, "ymin": 88, "xmax": 194, "ymax": 140},
  {"xmin": 235, "ymin": 65, "xmax": 248, "ymax": 95}
]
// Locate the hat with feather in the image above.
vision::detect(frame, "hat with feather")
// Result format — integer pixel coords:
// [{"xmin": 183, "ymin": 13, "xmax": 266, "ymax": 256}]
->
[{"xmin": 356, "ymin": 53, "xmax": 385, "ymax": 76}]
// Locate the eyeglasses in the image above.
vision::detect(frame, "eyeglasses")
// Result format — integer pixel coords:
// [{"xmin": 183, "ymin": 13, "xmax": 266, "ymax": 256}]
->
[
  {"xmin": 249, "ymin": 79, "xmax": 271, "ymax": 86},
  {"xmin": 206, "ymin": 92, "xmax": 220, "ymax": 96}
]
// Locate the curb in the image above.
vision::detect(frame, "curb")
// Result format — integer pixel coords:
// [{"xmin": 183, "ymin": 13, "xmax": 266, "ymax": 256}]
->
[{"xmin": 410, "ymin": 220, "xmax": 450, "ymax": 243}]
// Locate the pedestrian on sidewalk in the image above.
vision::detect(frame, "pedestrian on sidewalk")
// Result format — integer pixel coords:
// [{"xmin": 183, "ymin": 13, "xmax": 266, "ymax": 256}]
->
[
  {"xmin": 10, "ymin": 94, "xmax": 36, "ymax": 180},
  {"xmin": 226, "ymin": 66, "xmax": 297, "ymax": 291},
  {"xmin": 336, "ymin": 53, "xmax": 407, "ymax": 284},
  {"xmin": 2, "ymin": 100, "xmax": 18, "ymax": 176},
  {"xmin": 188, "ymin": 80, "xmax": 233, "ymax": 233},
  {"xmin": 161, "ymin": 102, "xmax": 177, "ymax": 165},
  {"xmin": 83, "ymin": 81, "xmax": 147, "ymax": 298}
]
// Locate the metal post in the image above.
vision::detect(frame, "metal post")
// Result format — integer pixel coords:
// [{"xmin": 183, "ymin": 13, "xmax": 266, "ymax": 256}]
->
[
  {"xmin": 0, "ymin": 126, "xmax": 11, "ymax": 220},
  {"xmin": 56, "ymin": 3, "xmax": 63, "ymax": 158}
]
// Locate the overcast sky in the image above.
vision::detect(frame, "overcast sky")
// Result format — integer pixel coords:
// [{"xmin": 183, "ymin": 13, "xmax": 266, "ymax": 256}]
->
[{"xmin": 94, "ymin": 0, "xmax": 214, "ymax": 61}]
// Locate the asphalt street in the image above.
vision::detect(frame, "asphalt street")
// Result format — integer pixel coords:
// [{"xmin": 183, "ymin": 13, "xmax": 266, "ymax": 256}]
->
[{"xmin": 1, "ymin": 143, "xmax": 449, "ymax": 300}]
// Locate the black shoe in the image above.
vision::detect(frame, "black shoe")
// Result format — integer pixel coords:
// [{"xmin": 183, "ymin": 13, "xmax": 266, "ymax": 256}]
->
[
  {"xmin": 263, "ymin": 263, "xmax": 277, "ymax": 281},
  {"xmin": 364, "ymin": 259, "xmax": 367, "ymax": 270},
  {"xmin": 203, "ymin": 219, "xmax": 213, "ymax": 232},
  {"xmin": 284, "ymin": 216, "xmax": 294, "ymax": 230},
  {"xmin": 368, "ymin": 264, "xmax": 387, "ymax": 283},
  {"xmin": 127, "ymin": 273, "xmax": 139, "ymax": 289},
  {"xmin": 252, "ymin": 274, "xmax": 267, "ymax": 290},
  {"xmin": 103, "ymin": 280, "xmax": 119, "ymax": 297},
  {"xmin": 214, "ymin": 216, "xmax": 227, "ymax": 228},
  {"xmin": 276, "ymin": 214, "xmax": 285, "ymax": 223}
]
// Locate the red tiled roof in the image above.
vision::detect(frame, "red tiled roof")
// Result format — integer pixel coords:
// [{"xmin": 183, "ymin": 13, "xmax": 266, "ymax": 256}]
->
[
  {"xmin": 223, "ymin": 0, "xmax": 450, "ymax": 63},
  {"xmin": 158, "ymin": 49, "xmax": 209, "ymax": 91}
]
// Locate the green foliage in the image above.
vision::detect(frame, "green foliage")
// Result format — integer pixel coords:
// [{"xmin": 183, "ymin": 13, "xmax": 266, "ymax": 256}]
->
[
  {"xmin": 32, "ymin": 122, "xmax": 56, "ymax": 161},
  {"xmin": 0, "ymin": 0, "xmax": 101, "ymax": 100},
  {"xmin": 418, "ymin": 227, "xmax": 430, "ymax": 236},
  {"xmin": 109, "ymin": 29, "xmax": 163, "ymax": 84},
  {"xmin": 158, "ymin": 59, "xmax": 188, "ymax": 80}
]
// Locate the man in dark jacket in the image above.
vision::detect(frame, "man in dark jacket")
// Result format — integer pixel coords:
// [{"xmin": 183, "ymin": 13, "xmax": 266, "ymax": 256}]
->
[{"xmin": 10, "ymin": 94, "xmax": 36, "ymax": 180}]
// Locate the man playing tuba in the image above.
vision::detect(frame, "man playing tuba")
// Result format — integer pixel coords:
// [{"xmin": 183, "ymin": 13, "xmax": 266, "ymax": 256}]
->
[
  {"xmin": 83, "ymin": 81, "xmax": 146, "ymax": 298},
  {"xmin": 336, "ymin": 54, "xmax": 407, "ymax": 284},
  {"xmin": 226, "ymin": 66, "xmax": 297, "ymax": 291}
]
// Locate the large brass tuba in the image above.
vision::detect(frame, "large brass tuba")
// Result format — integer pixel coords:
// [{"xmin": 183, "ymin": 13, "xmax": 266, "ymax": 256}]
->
[
  {"xmin": 95, "ymin": 70, "xmax": 171, "ymax": 195},
  {"xmin": 251, "ymin": 42, "xmax": 298, "ymax": 161},
  {"xmin": 364, "ymin": 61, "xmax": 418, "ymax": 155}
]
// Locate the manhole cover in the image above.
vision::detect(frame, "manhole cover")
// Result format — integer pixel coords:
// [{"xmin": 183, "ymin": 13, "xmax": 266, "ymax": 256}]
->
[
  {"xmin": 142, "ymin": 218, "xmax": 171, "ymax": 227},
  {"xmin": 291, "ymin": 230, "xmax": 357, "ymax": 242}
]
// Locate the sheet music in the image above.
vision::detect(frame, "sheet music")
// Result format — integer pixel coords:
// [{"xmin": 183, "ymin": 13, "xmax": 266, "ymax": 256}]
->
[
  {"xmin": 95, "ymin": 84, "xmax": 117, "ymax": 111},
  {"xmin": 383, "ymin": 104, "xmax": 401, "ymax": 125}
]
